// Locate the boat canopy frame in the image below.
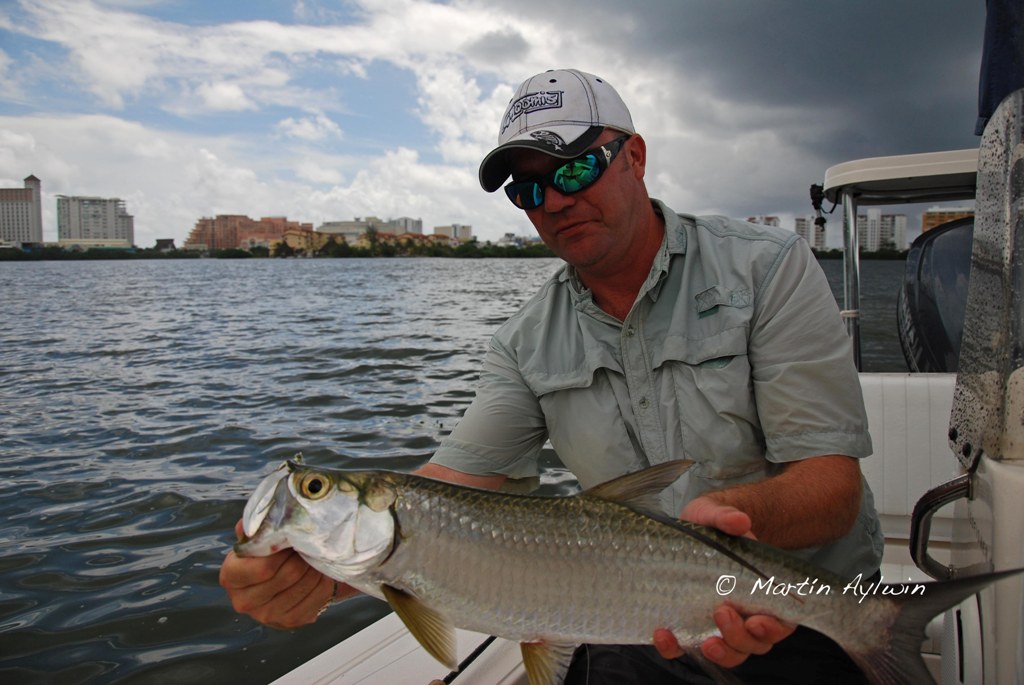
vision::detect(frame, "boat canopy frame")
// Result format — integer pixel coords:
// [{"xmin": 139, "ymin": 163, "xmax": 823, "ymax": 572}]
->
[{"xmin": 821, "ymin": 148, "xmax": 978, "ymax": 369}]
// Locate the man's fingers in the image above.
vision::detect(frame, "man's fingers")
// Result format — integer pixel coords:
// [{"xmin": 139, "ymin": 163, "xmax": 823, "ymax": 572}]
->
[
  {"xmin": 679, "ymin": 498, "xmax": 755, "ymax": 540},
  {"xmin": 652, "ymin": 628, "xmax": 684, "ymax": 659},
  {"xmin": 745, "ymin": 614, "xmax": 797, "ymax": 645},
  {"xmin": 700, "ymin": 606, "xmax": 795, "ymax": 668},
  {"xmin": 264, "ymin": 569, "xmax": 336, "ymax": 630},
  {"xmin": 221, "ymin": 550, "xmax": 315, "ymax": 618},
  {"xmin": 713, "ymin": 508, "xmax": 755, "ymax": 539}
]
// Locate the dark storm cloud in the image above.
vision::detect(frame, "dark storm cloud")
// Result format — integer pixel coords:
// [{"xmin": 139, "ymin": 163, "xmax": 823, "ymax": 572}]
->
[
  {"xmin": 499, "ymin": 0, "xmax": 989, "ymax": 228},
  {"xmin": 629, "ymin": 0, "xmax": 987, "ymax": 159},
  {"xmin": 464, "ymin": 28, "xmax": 531, "ymax": 65},
  {"xmin": 513, "ymin": 0, "xmax": 987, "ymax": 159}
]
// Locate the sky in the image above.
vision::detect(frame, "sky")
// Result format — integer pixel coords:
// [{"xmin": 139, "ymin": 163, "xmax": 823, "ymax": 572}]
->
[{"xmin": 0, "ymin": 0, "xmax": 989, "ymax": 248}]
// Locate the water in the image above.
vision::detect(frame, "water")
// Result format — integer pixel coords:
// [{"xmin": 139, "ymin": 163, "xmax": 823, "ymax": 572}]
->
[
  {"xmin": 0, "ymin": 257, "xmax": 908, "ymax": 684},
  {"xmin": 818, "ymin": 259, "xmax": 908, "ymax": 373}
]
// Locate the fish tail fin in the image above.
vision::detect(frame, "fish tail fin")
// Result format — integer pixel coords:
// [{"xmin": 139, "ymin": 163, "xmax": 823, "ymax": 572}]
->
[{"xmin": 844, "ymin": 568, "xmax": 1022, "ymax": 685}]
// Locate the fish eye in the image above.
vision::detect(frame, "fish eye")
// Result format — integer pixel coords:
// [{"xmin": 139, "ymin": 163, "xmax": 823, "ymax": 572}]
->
[{"xmin": 298, "ymin": 473, "xmax": 332, "ymax": 500}]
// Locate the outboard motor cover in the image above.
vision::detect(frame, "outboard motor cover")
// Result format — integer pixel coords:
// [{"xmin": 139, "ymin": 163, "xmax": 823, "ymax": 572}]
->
[{"xmin": 897, "ymin": 218, "xmax": 973, "ymax": 373}]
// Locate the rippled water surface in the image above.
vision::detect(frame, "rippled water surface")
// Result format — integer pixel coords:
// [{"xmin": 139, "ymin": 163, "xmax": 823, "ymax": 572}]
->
[{"xmin": 0, "ymin": 257, "xmax": 906, "ymax": 684}]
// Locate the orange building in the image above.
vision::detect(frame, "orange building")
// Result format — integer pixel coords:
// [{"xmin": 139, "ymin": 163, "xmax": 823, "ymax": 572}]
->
[
  {"xmin": 184, "ymin": 215, "xmax": 313, "ymax": 250},
  {"xmin": 280, "ymin": 226, "xmax": 331, "ymax": 253},
  {"xmin": 921, "ymin": 207, "xmax": 974, "ymax": 233}
]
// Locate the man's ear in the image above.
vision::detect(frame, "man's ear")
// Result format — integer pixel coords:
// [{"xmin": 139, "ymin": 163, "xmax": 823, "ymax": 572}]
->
[{"xmin": 625, "ymin": 134, "xmax": 647, "ymax": 180}]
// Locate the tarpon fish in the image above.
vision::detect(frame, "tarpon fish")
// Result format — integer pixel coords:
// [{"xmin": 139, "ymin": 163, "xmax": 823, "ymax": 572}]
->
[{"xmin": 235, "ymin": 458, "xmax": 1021, "ymax": 685}]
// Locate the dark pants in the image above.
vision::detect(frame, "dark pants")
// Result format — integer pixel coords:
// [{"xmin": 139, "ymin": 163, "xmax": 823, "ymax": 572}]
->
[{"xmin": 563, "ymin": 626, "xmax": 869, "ymax": 684}]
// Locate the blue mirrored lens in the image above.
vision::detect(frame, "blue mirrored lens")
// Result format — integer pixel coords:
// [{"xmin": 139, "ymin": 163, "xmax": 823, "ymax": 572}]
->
[{"xmin": 505, "ymin": 181, "xmax": 544, "ymax": 209}]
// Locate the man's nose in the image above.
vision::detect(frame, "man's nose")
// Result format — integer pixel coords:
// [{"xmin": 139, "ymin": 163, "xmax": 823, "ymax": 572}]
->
[{"xmin": 542, "ymin": 185, "xmax": 575, "ymax": 212}]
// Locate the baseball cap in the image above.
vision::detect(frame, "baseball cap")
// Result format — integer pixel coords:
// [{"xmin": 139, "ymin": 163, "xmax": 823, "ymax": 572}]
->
[{"xmin": 478, "ymin": 69, "xmax": 635, "ymax": 192}]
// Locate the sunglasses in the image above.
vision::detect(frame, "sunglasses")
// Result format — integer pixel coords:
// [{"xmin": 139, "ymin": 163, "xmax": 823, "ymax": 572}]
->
[{"xmin": 504, "ymin": 135, "xmax": 631, "ymax": 210}]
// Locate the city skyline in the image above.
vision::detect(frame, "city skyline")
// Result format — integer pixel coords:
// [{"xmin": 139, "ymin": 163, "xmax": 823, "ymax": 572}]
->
[
  {"xmin": 3, "ymin": 172, "xmax": 971, "ymax": 252},
  {"xmin": 0, "ymin": 2, "xmax": 987, "ymax": 248}
]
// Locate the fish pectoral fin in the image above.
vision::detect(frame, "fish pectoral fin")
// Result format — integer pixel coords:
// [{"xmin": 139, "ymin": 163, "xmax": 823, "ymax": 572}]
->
[
  {"xmin": 519, "ymin": 641, "xmax": 577, "ymax": 685},
  {"xmin": 380, "ymin": 584, "xmax": 458, "ymax": 670},
  {"xmin": 584, "ymin": 460, "xmax": 694, "ymax": 513}
]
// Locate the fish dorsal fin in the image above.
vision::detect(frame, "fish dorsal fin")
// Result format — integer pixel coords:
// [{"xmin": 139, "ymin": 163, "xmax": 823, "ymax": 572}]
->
[
  {"xmin": 583, "ymin": 460, "xmax": 693, "ymax": 513},
  {"xmin": 520, "ymin": 641, "xmax": 577, "ymax": 685},
  {"xmin": 380, "ymin": 584, "xmax": 457, "ymax": 670}
]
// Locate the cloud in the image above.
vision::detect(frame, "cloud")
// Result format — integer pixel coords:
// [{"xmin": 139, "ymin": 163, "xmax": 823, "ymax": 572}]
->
[
  {"xmin": 276, "ymin": 111, "xmax": 343, "ymax": 141},
  {"xmin": 0, "ymin": 0, "xmax": 990, "ymax": 249},
  {"xmin": 461, "ymin": 28, "xmax": 530, "ymax": 64},
  {"xmin": 196, "ymin": 81, "xmax": 257, "ymax": 112}
]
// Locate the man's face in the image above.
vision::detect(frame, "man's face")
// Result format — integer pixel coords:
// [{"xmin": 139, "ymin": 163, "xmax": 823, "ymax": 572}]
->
[{"xmin": 507, "ymin": 131, "xmax": 645, "ymax": 272}]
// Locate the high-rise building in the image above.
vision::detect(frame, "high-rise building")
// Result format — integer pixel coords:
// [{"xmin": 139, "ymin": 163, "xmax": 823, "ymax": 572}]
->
[
  {"xmin": 433, "ymin": 224, "xmax": 473, "ymax": 242},
  {"xmin": 0, "ymin": 175, "xmax": 43, "ymax": 246},
  {"xmin": 746, "ymin": 215, "xmax": 780, "ymax": 227},
  {"xmin": 858, "ymin": 209, "xmax": 907, "ymax": 251},
  {"xmin": 794, "ymin": 216, "xmax": 826, "ymax": 250},
  {"xmin": 57, "ymin": 195, "xmax": 135, "ymax": 247},
  {"xmin": 389, "ymin": 216, "xmax": 423, "ymax": 234}
]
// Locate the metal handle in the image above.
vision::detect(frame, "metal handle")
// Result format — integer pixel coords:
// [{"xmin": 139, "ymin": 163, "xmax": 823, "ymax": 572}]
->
[{"xmin": 910, "ymin": 474, "xmax": 971, "ymax": 580}]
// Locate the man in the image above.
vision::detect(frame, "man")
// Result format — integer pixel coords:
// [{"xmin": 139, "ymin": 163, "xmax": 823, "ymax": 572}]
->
[{"xmin": 221, "ymin": 69, "xmax": 882, "ymax": 683}]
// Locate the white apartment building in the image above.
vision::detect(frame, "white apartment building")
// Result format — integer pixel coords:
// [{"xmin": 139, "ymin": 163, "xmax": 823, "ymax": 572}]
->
[
  {"xmin": 434, "ymin": 224, "xmax": 473, "ymax": 242},
  {"xmin": 317, "ymin": 219, "xmax": 372, "ymax": 243},
  {"xmin": 0, "ymin": 175, "xmax": 43, "ymax": 246},
  {"xmin": 794, "ymin": 216, "xmax": 826, "ymax": 250},
  {"xmin": 57, "ymin": 196, "xmax": 135, "ymax": 247},
  {"xmin": 858, "ymin": 209, "xmax": 907, "ymax": 251},
  {"xmin": 746, "ymin": 215, "xmax": 781, "ymax": 228},
  {"xmin": 389, "ymin": 216, "xmax": 423, "ymax": 234},
  {"xmin": 318, "ymin": 216, "xmax": 423, "ymax": 241}
]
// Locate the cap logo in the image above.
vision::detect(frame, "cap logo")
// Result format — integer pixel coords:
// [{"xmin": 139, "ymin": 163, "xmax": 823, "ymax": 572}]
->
[
  {"xmin": 501, "ymin": 91, "xmax": 562, "ymax": 135},
  {"xmin": 529, "ymin": 130, "xmax": 566, "ymax": 151}
]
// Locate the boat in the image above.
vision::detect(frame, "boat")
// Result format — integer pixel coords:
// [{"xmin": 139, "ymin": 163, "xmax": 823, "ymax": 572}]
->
[
  {"xmin": 271, "ymin": 89, "xmax": 1023, "ymax": 685},
  {"xmin": 823, "ymin": 88, "xmax": 1024, "ymax": 685}
]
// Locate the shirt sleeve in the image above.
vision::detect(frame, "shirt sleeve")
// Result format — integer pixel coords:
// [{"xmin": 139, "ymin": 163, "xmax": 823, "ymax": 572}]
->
[
  {"xmin": 748, "ymin": 238, "xmax": 873, "ymax": 462},
  {"xmin": 428, "ymin": 340, "xmax": 549, "ymax": 479}
]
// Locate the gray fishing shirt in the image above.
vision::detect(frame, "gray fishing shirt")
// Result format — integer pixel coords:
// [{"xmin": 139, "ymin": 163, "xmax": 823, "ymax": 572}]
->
[{"xmin": 431, "ymin": 200, "xmax": 883, "ymax": 579}]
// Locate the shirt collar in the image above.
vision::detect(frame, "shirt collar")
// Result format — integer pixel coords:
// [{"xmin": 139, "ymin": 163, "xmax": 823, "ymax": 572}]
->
[
  {"xmin": 558, "ymin": 198, "xmax": 686, "ymax": 307},
  {"xmin": 642, "ymin": 199, "xmax": 687, "ymax": 303}
]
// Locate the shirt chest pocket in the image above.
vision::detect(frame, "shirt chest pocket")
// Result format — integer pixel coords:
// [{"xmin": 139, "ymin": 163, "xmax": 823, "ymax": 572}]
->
[{"xmin": 653, "ymin": 326, "xmax": 767, "ymax": 486}]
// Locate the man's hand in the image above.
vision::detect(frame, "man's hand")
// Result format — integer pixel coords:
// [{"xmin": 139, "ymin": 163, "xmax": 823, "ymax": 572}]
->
[
  {"xmin": 653, "ymin": 610, "xmax": 796, "ymax": 667},
  {"xmin": 220, "ymin": 520, "xmax": 357, "ymax": 629},
  {"xmin": 652, "ymin": 496, "xmax": 796, "ymax": 666}
]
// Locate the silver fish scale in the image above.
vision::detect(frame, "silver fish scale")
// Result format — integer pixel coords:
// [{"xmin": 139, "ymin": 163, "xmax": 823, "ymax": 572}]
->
[{"xmin": 356, "ymin": 474, "xmax": 888, "ymax": 650}]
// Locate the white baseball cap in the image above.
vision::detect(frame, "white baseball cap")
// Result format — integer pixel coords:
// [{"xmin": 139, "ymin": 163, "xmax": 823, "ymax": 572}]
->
[{"xmin": 478, "ymin": 69, "xmax": 635, "ymax": 192}]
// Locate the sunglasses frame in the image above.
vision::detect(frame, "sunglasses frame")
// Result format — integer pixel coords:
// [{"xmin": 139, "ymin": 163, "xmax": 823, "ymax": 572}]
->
[{"xmin": 504, "ymin": 135, "xmax": 631, "ymax": 210}]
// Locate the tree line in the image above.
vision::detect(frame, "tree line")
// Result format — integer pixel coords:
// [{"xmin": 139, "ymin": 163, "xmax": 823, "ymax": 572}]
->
[
  {"xmin": 2, "ymin": 241, "xmax": 909, "ymax": 262},
  {"xmin": 0, "ymin": 238, "xmax": 557, "ymax": 261}
]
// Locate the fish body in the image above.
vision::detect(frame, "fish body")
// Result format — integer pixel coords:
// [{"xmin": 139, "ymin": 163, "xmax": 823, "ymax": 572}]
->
[{"xmin": 236, "ymin": 458, "xmax": 1021, "ymax": 685}]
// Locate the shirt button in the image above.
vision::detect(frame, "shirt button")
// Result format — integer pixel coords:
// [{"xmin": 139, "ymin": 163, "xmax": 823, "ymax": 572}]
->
[
  {"xmin": 626, "ymin": 326, "xmax": 636, "ymax": 337},
  {"xmin": 639, "ymin": 397, "xmax": 650, "ymax": 409}
]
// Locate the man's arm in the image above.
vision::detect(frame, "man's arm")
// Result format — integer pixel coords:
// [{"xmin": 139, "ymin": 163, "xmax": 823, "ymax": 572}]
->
[
  {"xmin": 682, "ymin": 454, "xmax": 863, "ymax": 549},
  {"xmin": 415, "ymin": 463, "xmax": 507, "ymax": 489}
]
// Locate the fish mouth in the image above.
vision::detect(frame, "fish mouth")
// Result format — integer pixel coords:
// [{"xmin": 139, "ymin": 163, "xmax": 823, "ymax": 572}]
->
[{"xmin": 234, "ymin": 463, "xmax": 294, "ymax": 556}]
